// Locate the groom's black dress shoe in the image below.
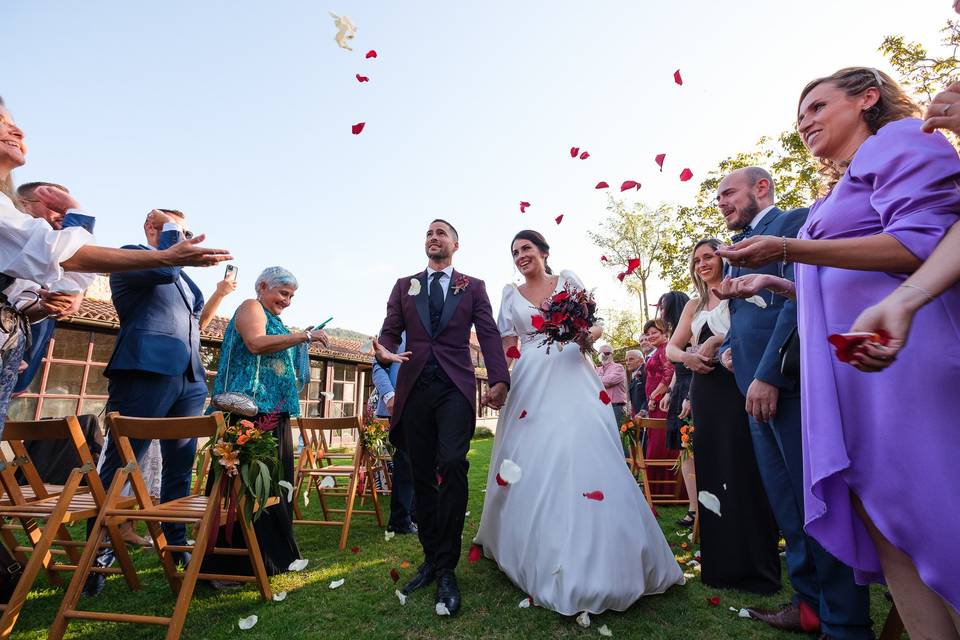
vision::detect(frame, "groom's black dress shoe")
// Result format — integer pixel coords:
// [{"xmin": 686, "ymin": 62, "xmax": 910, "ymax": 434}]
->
[
  {"xmin": 402, "ymin": 561, "xmax": 436, "ymax": 595},
  {"xmin": 436, "ymin": 571, "xmax": 461, "ymax": 615}
]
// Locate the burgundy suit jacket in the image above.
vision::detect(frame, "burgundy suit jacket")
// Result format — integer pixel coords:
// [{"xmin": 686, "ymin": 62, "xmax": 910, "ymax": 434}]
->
[{"xmin": 378, "ymin": 269, "xmax": 510, "ymax": 447}]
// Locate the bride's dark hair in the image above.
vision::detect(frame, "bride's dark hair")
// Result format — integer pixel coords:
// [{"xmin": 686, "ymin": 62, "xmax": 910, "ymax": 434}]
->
[{"xmin": 511, "ymin": 230, "xmax": 553, "ymax": 275}]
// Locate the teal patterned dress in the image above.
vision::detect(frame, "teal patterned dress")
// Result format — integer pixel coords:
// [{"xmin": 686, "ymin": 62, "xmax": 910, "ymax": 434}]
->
[{"xmin": 203, "ymin": 303, "xmax": 310, "ymax": 575}]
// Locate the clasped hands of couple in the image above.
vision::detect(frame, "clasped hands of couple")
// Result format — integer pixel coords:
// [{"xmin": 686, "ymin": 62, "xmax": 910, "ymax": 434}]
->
[{"xmin": 371, "ymin": 337, "xmax": 508, "ymax": 409}]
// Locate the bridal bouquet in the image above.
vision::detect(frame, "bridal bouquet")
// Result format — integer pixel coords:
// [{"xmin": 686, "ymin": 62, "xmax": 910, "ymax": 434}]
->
[{"xmin": 529, "ymin": 282, "xmax": 599, "ymax": 354}]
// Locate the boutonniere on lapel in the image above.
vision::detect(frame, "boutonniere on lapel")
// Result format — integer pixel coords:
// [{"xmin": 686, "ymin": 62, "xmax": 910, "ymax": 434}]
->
[
  {"xmin": 408, "ymin": 278, "xmax": 422, "ymax": 296},
  {"xmin": 452, "ymin": 274, "xmax": 470, "ymax": 295}
]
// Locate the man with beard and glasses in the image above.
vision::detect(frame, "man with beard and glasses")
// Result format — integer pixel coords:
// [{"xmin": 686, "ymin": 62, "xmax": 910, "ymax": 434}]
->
[{"xmin": 715, "ymin": 167, "xmax": 871, "ymax": 639}]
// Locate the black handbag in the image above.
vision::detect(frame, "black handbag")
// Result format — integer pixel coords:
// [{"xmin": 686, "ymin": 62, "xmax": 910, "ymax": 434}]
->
[
  {"xmin": 779, "ymin": 326, "xmax": 801, "ymax": 382},
  {"xmin": 0, "ymin": 539, "xmax": 23, "ymax": 604}
]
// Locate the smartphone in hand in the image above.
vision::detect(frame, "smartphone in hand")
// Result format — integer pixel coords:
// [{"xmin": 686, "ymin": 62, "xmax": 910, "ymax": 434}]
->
[
  {"xmin": 315, "ymin": 316, "xmax": 333, "ymax": 330},
  {"xmin": 224, "ymin": 264, "xmax": 238, "ymax": 282}
]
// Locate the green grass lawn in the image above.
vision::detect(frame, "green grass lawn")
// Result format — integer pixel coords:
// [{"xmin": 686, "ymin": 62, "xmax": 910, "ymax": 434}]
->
[{"xmin": 13, "ymin": 436, "xmax": 897, "ymax": 639}]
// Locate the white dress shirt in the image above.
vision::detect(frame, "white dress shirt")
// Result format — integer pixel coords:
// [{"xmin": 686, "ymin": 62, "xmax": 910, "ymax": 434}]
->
[
  {"xmin": 1, "ymin": 192, "xmax": 96, "ymax": 309},
  {"xmin": 746, "ymin": 205, "xmax": 775, "ymax": 232},
  {"xmin": 425, "ymin": 265, "xmax": 454, "ymax": 300}
]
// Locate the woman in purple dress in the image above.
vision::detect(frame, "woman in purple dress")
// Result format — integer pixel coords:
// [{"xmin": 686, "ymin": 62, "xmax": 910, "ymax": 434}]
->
[{"xmin": 718, "ymin": 67, "xmax": 960, "ymax": 638}]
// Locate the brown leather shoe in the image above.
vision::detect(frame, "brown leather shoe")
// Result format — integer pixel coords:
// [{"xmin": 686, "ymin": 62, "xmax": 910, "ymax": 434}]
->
[{"xmin": 746, "ymin": 602, "xmax": 820, "ymax": 633}]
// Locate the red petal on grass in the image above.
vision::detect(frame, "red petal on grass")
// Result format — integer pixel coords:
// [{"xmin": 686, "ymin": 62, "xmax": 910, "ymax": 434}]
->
[
  {"xmin": 351, "ymin": 122, "xmax": 366, "ymax": 135},
  {"xmin": 570, "ymin": 146, "xmax": 580, "ymax": 157},
  {"xmin": 595, "ymin": 181, "xmax": 609, "ymax": 189},
  {"xmin": 531, "ymin": 315, "xmax": 545, "ymax": 330},
  {"xmin": 579, "ymin": 151, "xmax": 590, "ymax": 160},
  {"xmin": 519, "ymin": 201, "xmax": 531, "ymax": 213},
  {"xmin": 655, "ymin": 153, "xmax": 666, "ymax": 170},
  {"xmin": 519, "ymin": 410, "xmax": 528, "ymax": 419},
  {"xmin": 555, "ymin": 214, "xmax": 564, "ymax": 225},
  {"xmin": 365, "ymin": 49, "xmax": 378, "ymax": 59},
  {"xmin": 583, "ymin": 491, "xmax": 605, "ymax": 501},
  {"xmin": 620, "ymin": 180, "xmax": 640, "ymax": 192},
  {"xmin": 468, "ymin": 544, "xmax": 482, "ymax": 564},
  {"xmin": 390, "ymin": 568, "xmax": 400, "ymax": 582},
  {"xmin": 506, "ymin": 345, "xmax": 522, "ymax": 359},
  {"xmin": 496, "ymin": 473, "xmax": 508, "ymax": 486},
  {"xmin": 625, "ymin": 258, "xmax": 641, "ymax": 275},
  {"xmin": 356, "ymin": 74, "xmax": 369, "ymax": 82},
  {"xmin": 599, "ymin": 390, "xmax": 611, "ymax": 404},
  {"xmin": 680, "ymin": 168, "xmax": 694, "ymax": 182},
  {"xmin": 706, "ymin": 596, "xmax": 721, "ymax": 607},
  {"xmin": 674, "ymin": 69, "xmax": 683, "ymax": 85},
  {"xmin": 351, "ymin": 546, "xmax": 360, "ymax": 554}
]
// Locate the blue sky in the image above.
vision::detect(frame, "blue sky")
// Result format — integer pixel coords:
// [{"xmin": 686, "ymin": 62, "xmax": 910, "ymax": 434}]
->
[{"xmin": 7, "ymin": 0, "xmax": 951, "ymax": 335}]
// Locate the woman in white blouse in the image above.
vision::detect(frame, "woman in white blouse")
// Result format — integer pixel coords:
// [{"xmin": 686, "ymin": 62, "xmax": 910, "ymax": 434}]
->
[{"xmin": 0, "ymin": 95, "xmax": 232, "ymax": 426}]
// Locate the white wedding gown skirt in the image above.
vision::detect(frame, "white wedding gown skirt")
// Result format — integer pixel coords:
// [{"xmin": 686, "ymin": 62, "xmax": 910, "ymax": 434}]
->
[{"xmin": 475, "ymin": 273, "xmax": 683, "ymax": 616}]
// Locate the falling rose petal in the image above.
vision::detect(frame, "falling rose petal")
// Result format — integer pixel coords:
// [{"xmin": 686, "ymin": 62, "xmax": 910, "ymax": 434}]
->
[
  {"xmin": 273, "ymin": 591, "xmax": 287, "ymax": 602},
  {"xmin": 595, "ymin": 181, "xmax": 610, "ymax": 189},
  {"xmin": 468, "ymin": 544, "xmax": 482, "ymax": 564},
  {"xmin": 465, "ymin": 511, "xmax": 470, "ymax": 517},
  {"xmin": 436, "ymin": 602, "xmax": 451, "ymax": 616},
  {"xmin": 555, "ymin": 214, "xmax": 564, "ymax": 225},
  {"xmin": 384, "ymin": 530, "xmax": 395, "ymax": 542},
  {"xmin": 626, "ymin": 257, "xmax": 641, "ymax": 275},
  {"xmin": 599, "ymin": 625, "xmax": 613, "ymax": 637},
  {"xmin": 620, "ymin": 180, "xmax": 641, "ymax": 192},
  {"xmin": 278, "ymin": 480, "xmax": 294, "ymax": 503},
  {"xmin": 707, "ymin": 596, "xmax": 721, "ymax": 607},
  {"xmin": 519, "ymin": 201, "xmax": 531, "ymax": 213},
  {"xmin": 617, "ymin": 272, "xmax": 626, "ymax": 282},
  {"xmin": 350, "ymin": 546, "xmax": 360, "ymax": 554},
  {"xmin": 351, "ymin": 122, "xmax": 366, "ymax": 135},
  {"xmin": 238, "ymin": 615, "xmax": 258, "ymax": 630},
  {"xmin": 390, "ymin": 568, "xmax": 400, "ymax": 582},
  {"xmin": 655, "ymin": 153, "xmax": 666, "ymax": 171},
  {"xmin": 570, "ymin": 146, "xmax": 580, "ymax": 158},
  {"xmin": 519, "ymin": 410, "xmax": 528, "ymax": 419},
  {"xmin": 396, "ymin": 589, "xmax": 407, "ymax": 605},
  {"xmin": 408, "ymin": 278, "xmax": 422, "ymax": 296},
  {"xmin": 303, "ymin": 491, "xmax": 310, "ymax": 507},
  {"xmin": 499, "ymin": 459, "xmax": 523, "ymax": 484},
  {"xmin": 531, "ymin": 315, "xmax": 545, "ymax": 330},
  {"xmin": 599, "ymin": 390, "xmax": 611, "ymax": 404},
  {"xmin": 356, "ymin": 74, "xmax": 369, "ymax": 82},
  {"xmin": 288, "ymin": 558, "xmax": 309, "ymax": 572},
  {"xmin": 674, "ymin": 69, "xmax": 683, "ymax": 85},
  {"xmin": 518, "ymin": 597, "xmax": 532, "ymax": 609},
  {"xmin": 698, "ymin": 490, "xmax": 722, "ymax": 517},
  {"xmin": 496, "ymin": 473, "xmax": 508, "ymax": 486},
  {"xmin": 506, "ymin": 345, "xmax": 521, "ymax": 359},
  {"xmin": 680, "ymin": 168, "xmax": 694, "ymax": 182},
  {"xmin": 400, "ymin": 561, "xmax": 411, "ymax": 569},
  {"xmin": 577, "ymin": 612, "xmax": 591, "ymax": 628},
  {"xmin": 579, "ymin": 151, "xmax": 590, "ymax": 160},
  {"xmin": 600, "ymin": 255, "xmax": 608, "ymax": 262},
  {"xmin": 365, "ymin": 49, "xmax": 378, "ymax": 59},
  {"xmin": 583, "ymin": 490, "xmax": 605, "ymax": 501},
  {"xmin": 329, "ymin": 578, "xmax": 345, "ymax": 589}
]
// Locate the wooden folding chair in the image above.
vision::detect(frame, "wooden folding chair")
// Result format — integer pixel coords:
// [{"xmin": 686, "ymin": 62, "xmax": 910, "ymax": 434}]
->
[
  {"xmin": 292, "ymin": 416, "xmax": 383, "ymax": 549},
  {"xmin": 0, "ymin": 417, "xmax": 138, "ymax": 639},
  {"xmin": 49, "ymin": 412, "xmax": 275, "ymax": 640},
  {"xmin": 632, "ymin": 418, "xmax": 687, "ymax": 507}
]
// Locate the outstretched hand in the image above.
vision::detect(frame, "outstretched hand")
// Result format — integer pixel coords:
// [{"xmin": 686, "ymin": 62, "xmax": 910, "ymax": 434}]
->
[
  {"xmin": 712, "ymin": 274, "xmax": 795, "ymax": 301},
  {"xmin": 161, "ymin": 234, "xmax": 232, "ymax": 267},
  {"xmin": 715, "ymin": 236, "xmax": 781, "ymax": 269},
  {"xmin": 372, "ymin": 337, "xmax": 412, "ymax": 366},
  {"xmin": 481, "ymin": 382, "xmax": 508, "ymax": 410}
]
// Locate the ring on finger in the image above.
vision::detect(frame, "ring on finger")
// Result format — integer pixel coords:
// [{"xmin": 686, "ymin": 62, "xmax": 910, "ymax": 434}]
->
[{"xmin": 945, "ymin": 103, "xmax": 953, "ymax": 115}]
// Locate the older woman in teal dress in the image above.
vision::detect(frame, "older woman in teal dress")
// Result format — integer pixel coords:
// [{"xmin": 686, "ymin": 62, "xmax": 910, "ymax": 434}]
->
[{"xmin": 202, "ymin": 266, "xmax": 330, "ymax": 579}]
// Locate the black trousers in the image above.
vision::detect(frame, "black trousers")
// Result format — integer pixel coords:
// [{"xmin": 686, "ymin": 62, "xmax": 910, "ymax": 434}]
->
[{"xmin": 401, "ymin": 369, "xmax": 474, "ymax": 572}]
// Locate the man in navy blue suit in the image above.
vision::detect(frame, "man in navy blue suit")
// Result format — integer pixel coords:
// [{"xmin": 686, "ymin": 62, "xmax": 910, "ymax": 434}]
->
[
  {"xmin": 371, "ymin": 334, "xmax": 417, "ymax": 534},
  {"xmin": 85, "ymin": 209, "xmax": 211, "ymax": 595},
  {"xmin": 717, "ymin": 168, "xmax": 871, "ymax": 639}
]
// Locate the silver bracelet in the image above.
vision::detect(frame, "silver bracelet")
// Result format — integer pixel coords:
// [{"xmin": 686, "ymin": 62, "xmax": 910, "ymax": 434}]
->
[
  {"xmin": 782, "ymin": 236, "xmax": 789, "ymax": 263},
  {"xmin": 304, "ymin": 330, "xmax": 313, "ymax": 343},
  {"xmin": 899, "ymin": 283, "xmax": 936, "ymax": 304}
]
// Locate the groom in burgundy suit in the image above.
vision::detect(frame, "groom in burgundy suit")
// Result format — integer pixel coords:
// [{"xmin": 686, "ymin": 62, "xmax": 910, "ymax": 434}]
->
[{"xmin": 374, "ymin": 219, "xmax": 509, "ymax": 616}]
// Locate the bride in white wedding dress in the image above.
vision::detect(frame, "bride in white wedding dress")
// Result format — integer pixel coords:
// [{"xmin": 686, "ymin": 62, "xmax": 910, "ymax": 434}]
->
[{"xmin": 474, "ymin": 230, "xmax": 684, "ymax": 616}]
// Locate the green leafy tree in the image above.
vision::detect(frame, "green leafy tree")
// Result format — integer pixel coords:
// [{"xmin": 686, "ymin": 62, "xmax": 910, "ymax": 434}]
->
[
  {"xmin": 601, "ymin": 308, "xmax": 646, "ymax": 352},
  {"xmin": 880, "ymin": 20, "xmax": 960, "ymax": 104}
]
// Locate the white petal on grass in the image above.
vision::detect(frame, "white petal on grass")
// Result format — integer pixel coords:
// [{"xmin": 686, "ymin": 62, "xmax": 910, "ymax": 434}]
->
[
  {"xmin": 465, "ymin": 511, "xmax": 471, "ymax": 517},
  {"xmin": 288, "ymin": 558, "xmax": 309, "ymax": 572},
  {"xmin": 408, "ymin": 279, "xmax": 422, "ymax": 296},
  {"xmin": 278, "ymin": 480, "xmax": 294, "ymax": 503},
  {"xmin": 699, "ymin": 490, "xmax": 722, "ymax": 517},
  {"xmin": 738, "ymin": 608, "xmax": 751, "ymax": 618},
  {"xmin": 273, "ymin": 591, "xmax": 287, "ymax": 602},
  {"xmin": 303, "ymin": 491, "xmax": 310, "ymax": 507},
  {"xmin": 238, "ymin": 615, "xmax": 258, "ymax": 630},
  {"xmin": 684, "ymin": 572, "xmax": 695, "ymax": 579},
  {"xmin": 396, "ymin": 590, "xmax": 407, "ymax": 605},
  {"xmin": 436, "ymin": 602, "xmax": 451, "ymax": 616},
  {"xmin": 599, "ymin": 624, "xmax": 613, "ymax": 637},
  {"xmin": 329, "ymin": 578, "xmax": 345, "ymax": 589},
  {"xmin": 384, "ymin": 531, "xmax": 395, "ymax": 542},
  {"xmin": 518, "ymin": 597, "xmax": 531, "ymax": 608},
  {"xmin": 576, "ymin": 611, "xmax": 591, "ymax": 628},
  {"xmin": 320, "ymin": 476, "xmax": 336, "ymax": 489},
  {"xmin": 499, "ymin": 459, "xmax": 522, "ymax": 484}
]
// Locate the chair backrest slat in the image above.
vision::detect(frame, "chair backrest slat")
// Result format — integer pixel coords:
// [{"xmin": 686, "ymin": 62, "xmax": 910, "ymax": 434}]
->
[{"xmin": 108, "ymin": 412, "xmax": 223, "ymax": 440}]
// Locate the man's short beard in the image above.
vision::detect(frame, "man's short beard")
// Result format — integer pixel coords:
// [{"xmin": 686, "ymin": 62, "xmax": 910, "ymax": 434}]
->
[
  {"xmin": 727, "ymin": 194, "xmax": 760, "ymax": 231},
  {"xmin": 427, "ymin": 246, "xmax": 450, "ymax": 260}
]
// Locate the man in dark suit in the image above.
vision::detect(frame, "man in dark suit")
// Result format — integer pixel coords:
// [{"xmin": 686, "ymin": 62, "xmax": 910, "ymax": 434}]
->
[
  {"xmin": 373, "ymin": 219, "xmax": 509, "ymax": 616},
  {"xmin": 717, "ymin": 168, "xmax": 871, "ymax": 639},
  {"xmin": 84, "ymin": 209, "xmax": 208, "ymax": 595},
  {"xmin": 625, "ymin": 347, "xmax": 647, "ymax": 417}
]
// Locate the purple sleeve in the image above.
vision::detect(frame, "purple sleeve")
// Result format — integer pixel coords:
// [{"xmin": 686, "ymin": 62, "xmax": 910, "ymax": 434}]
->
[{"xmin": 852, "ymin": 119, "xmax": 960, "ymax": 260}]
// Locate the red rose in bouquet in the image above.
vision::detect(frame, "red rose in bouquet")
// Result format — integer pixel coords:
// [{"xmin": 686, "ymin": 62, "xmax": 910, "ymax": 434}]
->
[{"xmin": 528, "ymin": 282, "xmax": 599, "ymax": 354}]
